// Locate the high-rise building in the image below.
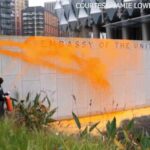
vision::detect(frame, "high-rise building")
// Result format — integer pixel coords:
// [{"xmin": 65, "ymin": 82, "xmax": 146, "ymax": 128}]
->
[
  {"xmin": 15, "ymin": 0, "xmax": 28, "ymax": 35},
  {"xmin": 25, "ymin": 0, "xmax": 28, "ymax": 8},
  {"xmin": 22, "ymin": 6, "xmax": 59, "ymax": 36},
  {"xmin": 0, "ymin": 0, "xmax": 15, "ymax": 35},
  {"xmin": 44, "ymin": 1, "xmax": 55, "ymax": 14}
]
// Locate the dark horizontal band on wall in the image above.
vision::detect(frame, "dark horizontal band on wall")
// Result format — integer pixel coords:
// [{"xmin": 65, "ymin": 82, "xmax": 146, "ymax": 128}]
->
[{"xmin": 103, "ymin": 14, "xmax": 150, "ymax": 28}]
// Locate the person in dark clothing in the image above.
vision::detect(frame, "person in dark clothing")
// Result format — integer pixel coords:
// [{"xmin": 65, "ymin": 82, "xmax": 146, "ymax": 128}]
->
[{"xmin": 0, "ymin": 78, "xmax": 5, "ymax": 117}]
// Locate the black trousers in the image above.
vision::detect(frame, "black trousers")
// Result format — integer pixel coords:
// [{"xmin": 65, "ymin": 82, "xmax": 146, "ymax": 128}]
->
[{"xmin": 0, "ymin": 100, "xmax": 4, "ymax": 117}]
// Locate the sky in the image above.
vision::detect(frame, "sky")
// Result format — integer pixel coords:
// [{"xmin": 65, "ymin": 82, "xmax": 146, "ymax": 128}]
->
[{"xmin": 29, "ymin": 0, "xmax": 56, "ymax": 6}]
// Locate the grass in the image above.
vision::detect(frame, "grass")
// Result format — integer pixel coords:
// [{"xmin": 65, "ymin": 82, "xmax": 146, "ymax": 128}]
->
[
  {"xmin": 1, "ymin": 93, "xmax": 149, "ymax": 150},
  {"xmin": 0, "ymin": 118, "xmax": 117, "ymax": 150},
  {"xmin": 0, "ymin": 118, "xmax": 150, "ymax": 150}
]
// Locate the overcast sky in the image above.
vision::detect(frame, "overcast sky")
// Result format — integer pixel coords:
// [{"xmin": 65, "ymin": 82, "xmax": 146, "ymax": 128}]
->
[{"xmin": 29, "ymin": 0, "xmax": 56, "ymax": 6}]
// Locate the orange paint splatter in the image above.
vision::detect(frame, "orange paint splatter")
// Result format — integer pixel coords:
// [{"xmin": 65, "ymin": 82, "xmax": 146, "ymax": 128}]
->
[{"xmin": 0, "ymin": 37, "xmax": 142, "ymax": 90}]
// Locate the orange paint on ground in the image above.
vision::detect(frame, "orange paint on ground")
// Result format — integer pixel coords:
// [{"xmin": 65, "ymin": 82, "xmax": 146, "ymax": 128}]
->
[{"xmin": 53, "ymin": 107, "xmax": 150, "ymax": 134}]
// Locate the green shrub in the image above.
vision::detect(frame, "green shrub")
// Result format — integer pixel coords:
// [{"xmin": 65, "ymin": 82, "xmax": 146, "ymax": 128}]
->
[
  {"xmin": 106, "ymin": 117, "xmax": 117, "ymax": 140},
  {"xmin": 72, "ymin": 112, "xmax": 150, "ymax": 150},
  {"xmin": 14, "ymin": 93, "xmax": 57, "ymax": 130},
  {"xmin": 72, "ymin": 112, "xmax": 100, "ymax": 138}
]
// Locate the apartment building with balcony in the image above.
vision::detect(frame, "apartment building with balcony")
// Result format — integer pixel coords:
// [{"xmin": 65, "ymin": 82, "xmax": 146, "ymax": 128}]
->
[
  {"xmin": 15, "ymin": 0, "xmax": 28, "ymax": 35},
  {"xmin": 0, "ymin": 0, "xmax": 15, "ymax": 35},
  {"xmin": 22, "ymin": 6, "xmax": 59, "ymax": 36}
]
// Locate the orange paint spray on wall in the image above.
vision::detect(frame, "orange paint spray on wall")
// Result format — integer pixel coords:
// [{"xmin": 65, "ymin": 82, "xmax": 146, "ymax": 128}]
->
[{"xmin": 0, "ymin": 37, "xmax": 142, "ymax": 90}]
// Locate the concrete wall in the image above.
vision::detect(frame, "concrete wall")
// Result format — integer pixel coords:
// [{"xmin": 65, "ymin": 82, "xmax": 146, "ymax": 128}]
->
[{"xmin": 0, "ymin": 36, "xmax": 150, "ymax": 119}]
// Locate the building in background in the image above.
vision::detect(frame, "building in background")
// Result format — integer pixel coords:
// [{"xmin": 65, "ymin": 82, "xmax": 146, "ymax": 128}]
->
[
  {"xmin": 44, "ymin": 1, "xmax": 55, "ymax": 14},
  {"xmin": 22, "ymin": 6, "xmax": 59, "ymax": 36},
  {"xmin": 0, "ymin": 0, "xmax": 15, "ymax": 35},
  {"xmin": 15, "ymin": 0, "xmax": 28, "ymax": 35},
  {"xmin": 55, "ymin": 0, "xmax": 150, "ymax": 40},
  {"xmin": 25, "ymin": 0, "xmax": 28, "ymax": 8}
]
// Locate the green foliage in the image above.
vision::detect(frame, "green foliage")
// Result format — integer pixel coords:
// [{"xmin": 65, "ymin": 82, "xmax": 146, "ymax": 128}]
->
[
  {"xmin": 14, "ymin": 93, "xmax": 57, "ymax": 130},
  {"xmin": 1, "ymin": 112, "xmax": 149, "ymax": 150},
  {"xmin": 89, "ymin": 122, "xmax": 100, "ymax": 132},
  {"xmin": 72, "ymin": 113, "xmax": 150, "ymax": 150},
  {"xmin": 4, "ymin": 92, "xmax": 150, "ymax": 150},
  {"xmin": 116, "ymin": 119, "xmax": 150, "ymax": 150},
  {"xmin": 72, "ymin": 112, "xmax": 100, "ymax": 138},
  {"xmin": 72, "ymin": 112, "xmax": 81, "ymax": 130},
  {"xmin": 0, "ymin": 119, "xmax": 110, "ymax": 150},
  {"xmin": 106, "ymin": 117, "xmax": 117, "ymax": 140},
  {"xmin": 140, "ymin": 136, "xmax": 150, "ymax": 150},
  {"xmin": 126, "ymin": 119, "xmax": 134, "ymax": 131}
]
